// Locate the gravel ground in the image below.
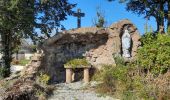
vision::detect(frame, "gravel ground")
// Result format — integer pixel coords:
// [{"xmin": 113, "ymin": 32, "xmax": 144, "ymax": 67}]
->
[{"xmin": 48, "ymin": 81, "xmax": 118, "ymax": 100}]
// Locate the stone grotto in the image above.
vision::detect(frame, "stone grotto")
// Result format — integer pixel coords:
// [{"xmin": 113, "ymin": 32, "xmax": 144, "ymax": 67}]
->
[{"xmin": 40, "ymin": 19, "xmax": 141, "ymax": 82}]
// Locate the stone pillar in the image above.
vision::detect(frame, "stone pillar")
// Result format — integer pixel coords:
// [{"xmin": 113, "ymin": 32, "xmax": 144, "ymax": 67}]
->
[
  {"xmin": 84, "ymin": 68, "xmax": 90, "ymax": 83},
  {"xmin": 72, "ymin": 72, "xmax": 75, "ymax": 82},
  {"xmin": 66, "ymin": 68, "xmax": 73, "ymax": 83}
]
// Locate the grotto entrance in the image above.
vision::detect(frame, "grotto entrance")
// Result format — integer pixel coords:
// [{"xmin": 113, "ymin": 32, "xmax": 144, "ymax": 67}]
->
[{"xmin": 41, "ymin": 27, "xmax": 109, "ymax": 83}]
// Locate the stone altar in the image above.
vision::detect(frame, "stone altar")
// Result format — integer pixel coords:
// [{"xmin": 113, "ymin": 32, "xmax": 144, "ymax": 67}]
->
[{"xmin": 64, "ymin": 65, "xmax": 91, "ymax": 83}]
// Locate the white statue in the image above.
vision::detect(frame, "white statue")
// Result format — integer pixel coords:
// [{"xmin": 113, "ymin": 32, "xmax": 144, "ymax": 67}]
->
[{"xmin": 122, "ymin": 29, "xmax": 131, "ymax": 58}]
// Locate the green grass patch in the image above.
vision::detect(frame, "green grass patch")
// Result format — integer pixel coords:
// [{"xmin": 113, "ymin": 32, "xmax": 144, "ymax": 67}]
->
[
  {"xmin": 64, "ymin": 58, "xmax": 90, "ymax": 68},
  {"xmin": 19, "ymin": 59, "xmax": 30, "ymax": 66}
]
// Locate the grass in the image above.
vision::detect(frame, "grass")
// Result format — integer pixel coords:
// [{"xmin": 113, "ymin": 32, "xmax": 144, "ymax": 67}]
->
[
  {"xmin": 64, "ymin": 58, "xmax": 90, "ymax": 68},
  {"xmin": 18, "ymin": 59, "xmax": 30, "ymax": 66}
]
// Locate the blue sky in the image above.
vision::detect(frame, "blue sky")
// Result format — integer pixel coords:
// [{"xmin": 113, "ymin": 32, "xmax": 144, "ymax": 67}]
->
[{"xmin": 61, "ymin": 0, "xmax": 157, "ymax": 35}]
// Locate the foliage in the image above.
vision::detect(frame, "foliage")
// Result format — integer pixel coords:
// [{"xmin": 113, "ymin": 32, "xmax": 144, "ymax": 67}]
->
[
  {"xmin": 35, "ymin": 89, "xmax": 46, "ymax": 99},
  {"xmin": 0, "ymin": 0, "xmax": 75, "ymax": 78},
  {"xmin": 36, "ymin": 72, "xmax": 50, "ymax": 86},
  {"xmin": 30, "ymin": 45, "xmax": 37, "ymax": 52},
  {"xmin": 113, "ymin": 54, "xmax": 125, "ymax": 67},
  {"xmin": 109, "ymin": 0, "xmax": 170, "ymax": 33},
  {"xmin": 64, "ymin": 58, "xmax": 90, "ymax": 68},
  {"xmin": 11, "ymin": 59, "xmax": 30, "ymax": 66},
  {"xmin": 126, "ymin": 0, "xmax": 166, "ymax": 32},
  {"xmin": 94, "ymin": 58, "xmax": 130, "ymax": 96},
  {"xmin": 93, "ymin": 7, "xmax": 106, "ymax": 28},
  {"xmin": 18, "ymin": 59, "xmax": 30, "ymax": 66},
  {"xmin": 95, "ymin": 65, "xmax": 117, "ymax": 95},
  {"xmin": 0, "ymin": 67, "xmax": 8, "ymax": 79},
  {"xmin": 137, "ymin": 33, "xmax": 170, "ymax": 75},
  {"xmin": 94, "ymin": 32, "xmax": 170, "ymax": 100},
  {"xmin": 94, "ymin": 62, "xmax": 158, "ymax": 99}
]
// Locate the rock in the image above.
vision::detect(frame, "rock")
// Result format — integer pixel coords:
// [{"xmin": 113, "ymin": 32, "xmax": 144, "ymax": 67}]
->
[
  {"xmin": 2, "ymin": 80, "xmax": 40, "ymax": 100},
  {"xmin": 10, "ymin": 65, "xmax": 24, "ymax": 73},
  {"xmin": 0, "ymin": 53, "xmax": 45, "ymax": 100}
]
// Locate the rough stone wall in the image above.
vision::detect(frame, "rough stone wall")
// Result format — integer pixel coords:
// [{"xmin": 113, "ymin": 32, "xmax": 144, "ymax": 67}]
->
[
  {"xmin": 41, "ymin": 19, "xmax": 141, "ymax": 82},
  {"xmin": 41, "ymin": 28, "xmax": 110, "ymax": 82}
]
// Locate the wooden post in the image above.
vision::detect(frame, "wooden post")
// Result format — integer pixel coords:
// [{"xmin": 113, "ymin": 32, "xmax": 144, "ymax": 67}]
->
[
  {"xmin": 66, "ymin": 68, "xmax": 72, "ymax": 83},
  {"xmin": 84, "ymin": 68, "xmax": 90, "ymax": 83}
]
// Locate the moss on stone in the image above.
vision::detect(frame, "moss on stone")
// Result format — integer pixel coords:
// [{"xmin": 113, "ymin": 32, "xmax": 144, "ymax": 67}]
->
[{"xmin": 64, "ymin": 58, "xmax": 90, "ymax": 68}]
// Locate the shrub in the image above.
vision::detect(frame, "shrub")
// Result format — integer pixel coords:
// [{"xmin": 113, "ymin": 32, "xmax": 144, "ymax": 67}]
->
[
  {"xmin": 94, "ymin": 56, "xmax": 130, "ymax": 97},
  {"xmin": 95, "ymin": 65, "xmax": 117, "ymax": 95},
  {"xmin": 0, "ymin": 67, "xmax": 10, "ymax": 79},
  {"xmin": 94, "ymin": 32, "xmax": 170, "ymax": 100},
  {"xmin": 36, "ymin": 72, "xmax": 50, "ymax": 86},
  {"xmin": 94, "ymin": 63, "xmax": 152, "ymax": 99},
  {"xmin": 137, "ymin": 33, "xmax": 170, "ymax": 75}
]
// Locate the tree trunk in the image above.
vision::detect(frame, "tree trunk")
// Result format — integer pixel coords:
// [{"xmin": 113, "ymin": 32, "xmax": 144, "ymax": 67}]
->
[
  {"xmin": 159, "ymin": 1, "xmax": 165, "ymax": 33},
  {"xmin": 156, "ymin": 18, "xmax": 160, "ymax": 32},
  {"xmin": 1, "ymin": 31, "xmax": 12, "ymax": 77},
  {"xmin": 158, "ymin": 23, "xmax": 164, "ymax": 33},
  {"xmin": 16, "ymin": 50, "xmax": 18, "ymax": 60},
  {"xmin": 168, "ymin": 1, "xmax": 170, "ymax": 33}
]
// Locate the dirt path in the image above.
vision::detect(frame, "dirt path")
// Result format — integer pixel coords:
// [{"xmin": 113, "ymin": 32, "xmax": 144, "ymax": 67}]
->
[{"xmin": 48, "ymin": 81, "xmax": 118, "ymax": 100}]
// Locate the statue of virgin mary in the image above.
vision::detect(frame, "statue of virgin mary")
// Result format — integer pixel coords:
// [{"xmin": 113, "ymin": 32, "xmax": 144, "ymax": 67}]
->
[{"xmin": 122, "ymin": 29, "xmax": 131, "ymax": 58}]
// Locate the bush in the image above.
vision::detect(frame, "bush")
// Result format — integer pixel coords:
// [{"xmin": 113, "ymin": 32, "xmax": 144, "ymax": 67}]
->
[
  {"xmin": 94, "ymin": 56, "xmax": 131, "ymax": 97},
  {"xmin": 94, "ymin": 63, "xmax": 153, "ymax": 99},
  {"xmin": 137, "ymin": 33, "xmax": 170, "ymax": 75},
  {"xmin": 94, "ymin": 32, "xmax": 170, "ymax": 100},
  {"xmin": 36, "ymin": 72, "xmax": 50, "ymax": 86},
  {"xmin": 0, "ymin": 67, "xmax": 10, "ymax": 79},
  {"xmin": 95, "ymin": 65, "xmax": 116, "ymax": 95}
]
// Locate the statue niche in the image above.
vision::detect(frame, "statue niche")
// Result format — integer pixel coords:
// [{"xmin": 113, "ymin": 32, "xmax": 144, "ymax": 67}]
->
[{"xmin": 121, "ymin": 29, "xmax": 131, "ymax": 58}]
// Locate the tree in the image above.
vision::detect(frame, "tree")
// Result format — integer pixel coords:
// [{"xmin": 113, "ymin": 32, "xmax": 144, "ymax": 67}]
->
[
  {"xmin": 126, "ymin": 0, "xmax": 166, "ymax": 33},
  {"xmin": 0, "ymin": 0, "xmax": 75, "ymax": 77},
  {"xmin": 108, "ymin": 0, "xmax": 167, "ymax": 33},
  {"xmin": 93, "ymin": 7, "xmax": 107, "ymax": 28},
  {"xmin": 167, "ymin": 1, "xmax": 170, "ymax": 33}
]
